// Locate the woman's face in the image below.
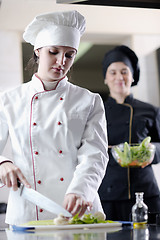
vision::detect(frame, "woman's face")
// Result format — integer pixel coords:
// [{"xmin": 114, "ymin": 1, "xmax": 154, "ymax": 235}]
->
[
  {"xmin": 104, "ymin": 62, "xmax": 133, "ymax": 97},
  {"xmin": 35, "ymin": 46, "xmax": 77, "ymax": 82}
]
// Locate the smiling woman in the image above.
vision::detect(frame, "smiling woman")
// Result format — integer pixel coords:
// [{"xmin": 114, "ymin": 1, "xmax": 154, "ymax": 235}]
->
[{"xmin": 98, "ymin": 45, "xmax": 160, "ymax": 221}]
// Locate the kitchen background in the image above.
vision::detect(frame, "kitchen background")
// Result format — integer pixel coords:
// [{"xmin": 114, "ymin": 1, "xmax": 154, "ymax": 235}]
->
[{"xmin": 0, "ymin": 0, "xmax": 160, "ymax": 203}]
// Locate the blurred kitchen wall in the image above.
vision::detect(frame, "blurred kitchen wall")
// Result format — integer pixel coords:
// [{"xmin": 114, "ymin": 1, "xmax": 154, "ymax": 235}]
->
[{"xmin": 0, "ymin": 0, "xmax": 160, "ymax": 202}]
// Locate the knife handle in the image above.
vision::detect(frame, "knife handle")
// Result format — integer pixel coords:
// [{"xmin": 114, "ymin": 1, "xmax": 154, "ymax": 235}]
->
[
  {"xmin": 17, "ymin": 180, "xmax": 24, "ymax": 195},
  {"xmin": 17, "ymin": 179, "xmax": 21, "ymax": 188}
]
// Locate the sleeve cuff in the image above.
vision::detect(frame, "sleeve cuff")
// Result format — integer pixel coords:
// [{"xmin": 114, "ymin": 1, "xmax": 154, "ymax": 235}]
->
[{"xmin": 0, "ymin": 156, "xmax": 13, "ymax": 165}]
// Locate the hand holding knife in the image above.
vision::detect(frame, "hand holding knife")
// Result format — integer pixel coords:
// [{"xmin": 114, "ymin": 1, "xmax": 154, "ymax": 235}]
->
[
  {"xmin": 17, "ymin": 180, "xmax": 72, "ymax": 218},
  {"xmin": 0, "ymin": 161, "xmax": 31, "ymax": 190}
]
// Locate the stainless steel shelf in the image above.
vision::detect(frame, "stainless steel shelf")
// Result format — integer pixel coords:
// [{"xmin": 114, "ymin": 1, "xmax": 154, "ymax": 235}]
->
[{"xmin": 56, "ymin": 0, "xmax": 160, "ymax": 9}]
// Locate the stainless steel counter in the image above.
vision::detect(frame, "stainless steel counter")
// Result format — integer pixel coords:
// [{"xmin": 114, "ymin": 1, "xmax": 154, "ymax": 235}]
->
[{"xmin": 0, "ymin": 225, "xmax": 160, "ymax": 240}]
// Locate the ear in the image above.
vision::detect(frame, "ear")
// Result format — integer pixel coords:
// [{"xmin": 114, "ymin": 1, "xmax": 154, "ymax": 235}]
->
[
  {"xmin": 35, "ymin": 49, "xmax": 40, "ymax": 57},
  {"xmin": 104, "ymin": 78, "xmax": 108, "ymax": 85}
]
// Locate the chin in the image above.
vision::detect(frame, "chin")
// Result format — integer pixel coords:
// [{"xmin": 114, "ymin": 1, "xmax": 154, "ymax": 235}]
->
[{"xmin": 50, "ymin": 75, "xmax": 63, "ymax": 81}]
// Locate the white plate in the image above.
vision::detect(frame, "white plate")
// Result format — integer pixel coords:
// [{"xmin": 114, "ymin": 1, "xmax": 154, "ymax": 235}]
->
[{"xmin": 11, "ymin": 222, "xmax": 122, "ymax": 231}]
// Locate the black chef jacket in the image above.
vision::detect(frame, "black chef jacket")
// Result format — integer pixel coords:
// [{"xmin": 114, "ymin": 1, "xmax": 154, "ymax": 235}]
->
[{"xmin": 98, "ymin": 94, "xmax": 160, "ymax": 201}]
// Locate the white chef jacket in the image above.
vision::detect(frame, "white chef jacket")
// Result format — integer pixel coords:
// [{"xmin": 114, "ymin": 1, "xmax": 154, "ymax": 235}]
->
[{"xmin": 0, "ymin": 74, "xmax": 108, "ymax": 225}]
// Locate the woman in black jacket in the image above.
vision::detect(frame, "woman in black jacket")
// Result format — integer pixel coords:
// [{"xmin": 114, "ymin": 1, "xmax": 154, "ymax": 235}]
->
[{"xmin": 98, "ymin": 45, "xmax": 160, "ymax": 221}]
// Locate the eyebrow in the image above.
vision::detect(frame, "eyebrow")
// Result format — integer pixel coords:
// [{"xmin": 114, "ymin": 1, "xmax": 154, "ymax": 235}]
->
[
  {"xmin": 109, "ymin": 67, "xmax": 128, "ymax": 71},
  {"xmin": 50, "ymin": 46, "xmax": 76, "ymax": 54},
  {"xmin": 66, "ymin": 51, "xmax": 77, "ymax": 54}
]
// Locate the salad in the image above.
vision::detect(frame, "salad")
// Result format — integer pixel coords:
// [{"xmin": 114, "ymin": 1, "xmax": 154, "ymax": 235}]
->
[{"xmin": 111, "ymin": 137, "xmax": 156, "ymax": 167}]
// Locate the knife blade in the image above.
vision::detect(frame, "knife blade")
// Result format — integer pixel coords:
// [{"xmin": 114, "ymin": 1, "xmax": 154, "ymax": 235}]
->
[{"xmin": 18, "ymin": 181, "xmax": 72, "ymax": 218}]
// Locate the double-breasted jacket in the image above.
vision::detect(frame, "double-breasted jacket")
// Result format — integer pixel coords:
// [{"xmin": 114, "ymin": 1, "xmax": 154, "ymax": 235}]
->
[{"xmin": 0, "ymin": 75, "xmax": 108, "ymax": 225}]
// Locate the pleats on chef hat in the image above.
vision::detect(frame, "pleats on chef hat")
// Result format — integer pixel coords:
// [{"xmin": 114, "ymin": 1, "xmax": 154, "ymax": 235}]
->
[{"xmin": 23, "ymin": 10, "xmax": 86, "ymax": 51}]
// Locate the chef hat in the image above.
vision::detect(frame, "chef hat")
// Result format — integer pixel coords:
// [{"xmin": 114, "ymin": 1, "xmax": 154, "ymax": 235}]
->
[
  {"xmin": 102, "ymin": 45, "xmax": 140, "ymax": 86},
  {"xmin": 23, "ymin": 10, "xmax": 86, "ymax": 51}
]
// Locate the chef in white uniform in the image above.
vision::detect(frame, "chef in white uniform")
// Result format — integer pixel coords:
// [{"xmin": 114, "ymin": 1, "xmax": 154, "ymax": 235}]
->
[{"xmin": 0, "ymin": 10, "xmax": 108, "ymax": 225}]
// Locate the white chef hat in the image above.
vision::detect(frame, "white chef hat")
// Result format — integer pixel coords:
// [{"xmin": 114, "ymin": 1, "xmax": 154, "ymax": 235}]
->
[{"xmin": 23, "ymin": 10, "xmax": 86, "ymax": 51}]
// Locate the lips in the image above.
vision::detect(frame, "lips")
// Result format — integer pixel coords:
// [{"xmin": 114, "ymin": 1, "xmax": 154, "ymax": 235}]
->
[
  {"xmin": 53, "ymin": 67, "xmax": 63, "ymax": 71},
  {"xmin": 52, "ymin": 67, "xmax": 64, "ymax": 73}
]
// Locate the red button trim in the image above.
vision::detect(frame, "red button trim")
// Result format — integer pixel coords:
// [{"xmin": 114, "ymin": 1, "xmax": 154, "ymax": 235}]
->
[
  {"xmin": 60, "ymin": 178, "xmax": 64, "ymax": 181},
  {"xmin": 58, "ymin": 121, "xmax": 62, "ymax": 125},
  {"xmin": 35, "ymin": 96, "xmax": 38, "ymax": 100},
  {"xmin": 39, "ymin": 209, "xmax": 43, "ymax": 212},
  {"xmin": 59, "ymin": 150, "xmax": 62, "ymax": 154},
  {"xmin": 35, "ymin": 151, "xmax": 39, "ymax": 155},
  {"xmin": 33, "ymin": 122, "xmax": 37, "ymax": 126},
  {"xmin": 37, "ymin": 180, "xmax": 41, "ymax": 184},
  {"xmin": 60, "ymin": 97, "xmax": 63, "ymax": 100}
]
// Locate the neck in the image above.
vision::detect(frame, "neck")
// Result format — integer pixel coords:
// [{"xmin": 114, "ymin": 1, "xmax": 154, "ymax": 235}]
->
[
  {"xmin": 110, "ymin": 92, "xmax": 130, "ymax": 104},
  {"xmin": 35, "ymin": 73, "xmax": 63, "ymax": 90},
  {"xmin": 42, "ymin": 79, "xmax": 60, "ymax": 90}
]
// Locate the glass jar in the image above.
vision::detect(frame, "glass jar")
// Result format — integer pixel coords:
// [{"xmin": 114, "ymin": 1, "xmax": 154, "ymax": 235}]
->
[{"xmin": 132, "ymin": 192, "xmax": 148, "ymax": 228}]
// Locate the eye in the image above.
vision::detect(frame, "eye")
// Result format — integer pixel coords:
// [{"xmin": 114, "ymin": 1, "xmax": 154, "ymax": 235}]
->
[
  {"xmin": 109, "ymin": 71, "xmax": 116, "ymax": 75},
  {"xmin": 65, "ymin": 53, "xmax": 75, "ymax": 59},
  {"xmin": 49, "ymin": 50, "xmax": 58, "ymax": 55},
  {"xmin": 121, "ymin": 70, "xmax": 128, "ymax": 75}
]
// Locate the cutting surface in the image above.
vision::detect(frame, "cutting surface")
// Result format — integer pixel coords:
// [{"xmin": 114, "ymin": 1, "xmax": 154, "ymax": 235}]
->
[{"xmin": 12, "ymin": 222, "xmax": 122, "ymax": 231}]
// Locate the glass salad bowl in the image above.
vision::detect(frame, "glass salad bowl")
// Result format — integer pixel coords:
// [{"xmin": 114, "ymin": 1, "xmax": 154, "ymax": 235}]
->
[{"xmin": 111, "ymin": 137, "xmax": 156, "ymax": 167}]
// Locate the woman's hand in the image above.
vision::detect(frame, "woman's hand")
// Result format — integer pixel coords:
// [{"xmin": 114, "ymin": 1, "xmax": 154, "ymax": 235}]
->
[
  {"xmin": 108, "ymin": 145, "xmax": 112, "ymax": 149},
  {"xmin": 0, "ymin": 161, "xmax": 31, "ymax": 191},
  {"xmin": 141, "ymin": 159, "xmax": 153, "ymax": 168},
  {"xmin": 63, "ymin": 193, "xmax": 93, "ymax": 218}
]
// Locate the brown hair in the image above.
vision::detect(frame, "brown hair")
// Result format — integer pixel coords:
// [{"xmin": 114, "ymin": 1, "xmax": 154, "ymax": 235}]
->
[{"xmin": 25, "ymin": 52, "xmax": 38, "ymax": 75}]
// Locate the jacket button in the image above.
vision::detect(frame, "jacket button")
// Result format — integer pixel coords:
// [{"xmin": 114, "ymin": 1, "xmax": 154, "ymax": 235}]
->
[
  {"xmin": 107, "ymin": 187, "xmax": 112, "ymax": 193},
  {"xmin": 58, "ymin": 121, "xmax": 62, "ymax": 125},
  {"xmin": 59, "ymin": 150, "xmax": 62, "ymax": 154},
  {"xmin": 35, "ymin": 151, "xmax": 39, "ymax": 155},
  {"xmin": 37, "ymin": 180, "xmax": 41, "ymax": 184},
  {"xmin": 39, "ymin": 209, "xmax": 43, "ymax": 212},
  {"xmin": 35, "ymin": 96, "xmax": 38, "ymax": 100},
  {"xmin": 33, "ymin": 122, "xmax": 37, "ymax": 126},
  {"xmin": 60, "ymin": 97, "xmax": 63, "ymax": 100},
  {"xmin": 60, "ymin": 178, "xmax": 64, "ymax": 181}
]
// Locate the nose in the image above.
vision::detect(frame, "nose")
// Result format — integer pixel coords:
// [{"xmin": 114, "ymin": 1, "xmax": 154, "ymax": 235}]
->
[
  {"xmin": 56, "ymin": 53, "xmax": 66, "ymax": 66},
  {"xmin": 116, "ymin": 72, "xmax": 123, "ymax": 80}
]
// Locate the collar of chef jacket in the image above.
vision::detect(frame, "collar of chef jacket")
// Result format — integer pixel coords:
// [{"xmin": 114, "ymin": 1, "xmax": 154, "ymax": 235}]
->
[
  {"xmin": 31, "ymin": 74, "xmax": 68, "ymax": 92},
  {"xmin": 107, "ymin": 94, "xmax": 134, "ymax": 105}
]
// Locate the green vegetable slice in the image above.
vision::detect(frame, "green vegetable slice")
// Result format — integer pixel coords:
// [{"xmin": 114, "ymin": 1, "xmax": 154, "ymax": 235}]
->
[{"xmin": 70, "ymin": 213, "xmax": 114, "ymax": 224}]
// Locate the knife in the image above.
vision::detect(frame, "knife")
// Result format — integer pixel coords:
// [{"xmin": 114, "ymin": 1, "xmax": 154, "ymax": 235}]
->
[{"xmin": 17, "ymin": 181, "xmax": 72, "ymax": 218}]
